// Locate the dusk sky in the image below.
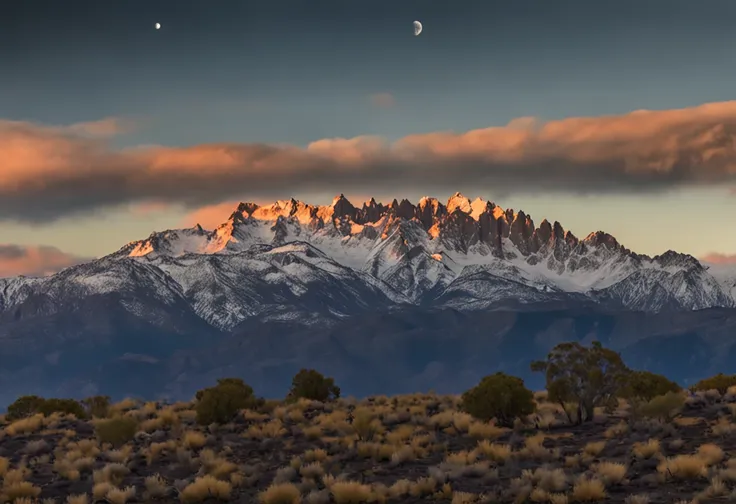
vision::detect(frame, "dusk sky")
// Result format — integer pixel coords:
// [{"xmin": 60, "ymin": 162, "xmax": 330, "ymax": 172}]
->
[{"xmin": 3, "ymin": 0, "xmax": 736, "ymax": 276}]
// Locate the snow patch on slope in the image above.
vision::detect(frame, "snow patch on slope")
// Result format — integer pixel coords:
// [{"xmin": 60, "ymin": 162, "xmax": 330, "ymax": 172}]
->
[{"xmin": 702, "ymin": 262, "xmax": 736, "ymax": 301}]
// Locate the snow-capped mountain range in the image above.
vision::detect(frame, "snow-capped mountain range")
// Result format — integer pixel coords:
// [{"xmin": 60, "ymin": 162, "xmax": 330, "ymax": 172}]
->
[
  {"xmin": 3, "ymin": 192, "xmax": 736, "ymax": 403},
  {"xmin": 1, "ymin": 193, "xmax": 734, "ymax": 332}
]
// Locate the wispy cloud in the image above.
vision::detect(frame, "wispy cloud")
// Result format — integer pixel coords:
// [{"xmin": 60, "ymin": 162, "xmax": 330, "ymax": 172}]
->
[
  {"xmin": 701, "ymin": 253, "xmax": 736, "ymax": 265},
  {"xmin": 64, "ymin": 117, "xmax": 137, "ymax": 138},
  {"xmin": 3, "ymin": 101, "xmax": 736, "ymax": 223},
  {"xmin": 369, "ymin": 92, "xmax": 396, "ymax": 108},
  {"xmin": 0, "ymin": 245, "xmax": 92, "ymax": 278}
]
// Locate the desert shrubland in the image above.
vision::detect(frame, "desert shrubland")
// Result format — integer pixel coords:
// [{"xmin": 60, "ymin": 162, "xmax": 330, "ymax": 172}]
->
[{"xmin": 0, "ymin": 344, "xmax": 735, "ymax": 502}]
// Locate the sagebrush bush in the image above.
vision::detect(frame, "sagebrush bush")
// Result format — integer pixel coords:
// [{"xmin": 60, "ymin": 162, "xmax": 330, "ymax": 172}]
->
[
  {"xmin": 460, "ymin": 372, "xmax": 535, "ymax": 427},
  {"xmin": 95, "ymin": 416, "xmax": 138, "ymax": 446},
  {"xmin": 287, "ymin": 369, "xmax": 340, "ymax": 402},
  {"xmin": 195, "ymin": 378, "xmax": 262, "ymax": 425}
]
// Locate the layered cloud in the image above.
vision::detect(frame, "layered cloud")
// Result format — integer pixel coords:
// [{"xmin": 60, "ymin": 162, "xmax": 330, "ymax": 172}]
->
[
  {"xmin": 369, "ymin": 92, "xmax": 396, "ymax": 108},
  {"xmin": 3, "ymin": 101, "xmax": 736, "ymax": 223},
  {"xmin": 0, "ymin": 245, "xmax": 91, "ymax": 278}
]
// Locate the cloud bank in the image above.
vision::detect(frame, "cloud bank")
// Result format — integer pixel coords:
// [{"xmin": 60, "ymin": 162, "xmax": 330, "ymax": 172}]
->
[
  {"xmin": 3, "ymin": 101, "xmax": 736, "ymax": 223},
  {"xmin": 370, "ymin": 93, "xmax": 396, "ymax": 108},
  {"xmin": 0, "ymin": 245, "xmax": 92, "ymax": 278}
]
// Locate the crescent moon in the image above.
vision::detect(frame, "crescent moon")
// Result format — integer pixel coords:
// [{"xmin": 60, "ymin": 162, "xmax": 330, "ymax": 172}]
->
[{"xmin": 413, "ymin": 20, "xmax": 422, "ymax": 37}]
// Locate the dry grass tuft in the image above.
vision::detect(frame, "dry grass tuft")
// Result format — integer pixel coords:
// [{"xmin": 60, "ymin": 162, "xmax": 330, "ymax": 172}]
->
[
  {"xmin": 571, "ymin": 477, "xmax": 607, "ymax": 501},
  {"xmin": 582, "ymin": 441, "xmax": 606, "ymax": 457},
  {"xmin": 467, "ymin": 422, "xmax": 509, "ymax": 439},
  {"xmin": 143, "ymin": 474, "xmax": 169, "ymax": 498},
  {"xmin": 5, "ymin": 414, "xmax": 44, "ymax": 436},
  {"xmin": 524, "ymin": 467, "xmax": 567, "ymax": 492},
  {"xmin": 476, "ymin": 440, "xmax": 513, "ymax": 462},
  {"xmin": 603, "ymin": 422, "xmax": 628, "ymax": 438},
  {"xmin": 711, "ymin": 417, "xmax": 736, "ymax": 436},
  {"xmin": 106, "ymin": 485, "xmax": 136, "ymax": 504},
  {"xmin": 258, "ymin": 482, "xmax": 302, "ymax": 503},
  {"xmin": 632, "ymin": 439, "xmax": 660, "ymax": 459},
  {"xmin": 182, "ymin": 430, "xmax": 207, "ymax": 449},
  {"xmin": 179, "ymin": 475, "xmax": 232, "ymax": 502},
  {"xmin": 696, "ymin": 443, "xmax": 724, "ymax": 465},
  {"xmin": 330, "ymin": 480, "xmax": 375, "ymax": 503},
  {"xmin": 658, "ymin": 455, "xmax": 708, "ymax": 479},
  {"xmin": 594, "ymin": 461, "xmax": 627, "ymax": 484},
  {"xmin": 1, "ymin": 481, "xmax": 42, "ymax": 502},
  {"xmin": 93, "ymin": 463, "xmax": 130, "ymax": 487}
]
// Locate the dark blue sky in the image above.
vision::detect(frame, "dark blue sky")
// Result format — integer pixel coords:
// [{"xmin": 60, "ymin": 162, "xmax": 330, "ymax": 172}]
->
[
  {"xmin": 2, "ymin": 0, "xmax": 736, "ymax": 260},
  {"xmin": 4, "ymin": 0, "xmax": 736, "ymax": 146}
]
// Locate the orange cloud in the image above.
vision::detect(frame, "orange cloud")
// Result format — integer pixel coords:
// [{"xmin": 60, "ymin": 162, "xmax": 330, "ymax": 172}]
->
[
  {"xmin": 0, "ymin": 245, "xmax": 91, "ymax": 278},
  {"xmin": 3, "ymin": 101, "xmax": 736, "ymax": 222},
  {"xmin": 701, "ymin": 253, "xmax": 736, "ymax": 264},
  {"xmin": 370, "ymin": 93, "xmax": 396, "ymax": 108}
]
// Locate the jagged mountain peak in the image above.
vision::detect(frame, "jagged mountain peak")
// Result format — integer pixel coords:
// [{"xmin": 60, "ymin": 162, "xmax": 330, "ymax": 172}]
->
[
  {"xmin": 652, "ymin": 250, "xmax": 705, "ymax": 270},
  {"xmin": 223, "ymin": 194, "xmax": 527, "ymax": 232},
  {"xmin": 446, "ymin": 192, "xmax": 472, "ymax": 214},
  {"xmin": 117, "ymin": 193, "xmax": 689, "ymax": 271},
  {"xmin": 95, "ymin": 192, "xmax": 736, "ymax": 313}
]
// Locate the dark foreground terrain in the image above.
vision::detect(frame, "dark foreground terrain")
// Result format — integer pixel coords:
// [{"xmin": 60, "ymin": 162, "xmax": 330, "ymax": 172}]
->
[{"xmin": 2, "ymin": 392, "xmax": 736, "ymax": 503}]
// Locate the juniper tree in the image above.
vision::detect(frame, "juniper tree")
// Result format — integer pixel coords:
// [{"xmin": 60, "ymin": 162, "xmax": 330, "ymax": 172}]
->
[{"xmin": 531, "ymin": 341, "xmax": 629, "ymax": 424}]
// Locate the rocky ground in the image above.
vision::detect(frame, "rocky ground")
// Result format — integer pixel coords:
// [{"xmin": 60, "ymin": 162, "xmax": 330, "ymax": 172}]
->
[{"xmin": 1, "ymin": 391, "xmax": 736, "ymax": 503}]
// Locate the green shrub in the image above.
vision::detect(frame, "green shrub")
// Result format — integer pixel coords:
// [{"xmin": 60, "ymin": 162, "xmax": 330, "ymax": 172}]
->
[
  {"xmin": 692, "ymin": 373, "xmax": 736, "ymax": 396},
  {"xmin": 195, "ymin": 378, "xmax": 253, "ymax": 401},
  {"xmin": 636, "ymin": 392, "xmax": 685, "ymax": 421},
  {"xmin": 7, "ymin": 395, "xmax": 86, "ymax": 420},
  {"xmin": 460, "ymin": 372, "xmax": 535, "ymax": 427},
  {"xmin": 6, "ymin": 395, "xmax": 46, "ymax": 420},
  {"xmin": 620, "ymin": 371, "xmax": 681, "ymax": 402},
  {"xmin": 195, "ymin": 378, "xmax": 262, "ymax": 425},
  {"xmin": 287, "ymin": 369, "xmax": 340, "ymax": 402},
  {"xmin": 95, "ymin": 416, "xmax": 138, "ymax": 446},
  {"xmin": 82, "ymin": 395, "xmax": 111, "ymax": 418},
  {"xmin": 38, "ymin": 398, "xmax": 86, "ymax": 418}
]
